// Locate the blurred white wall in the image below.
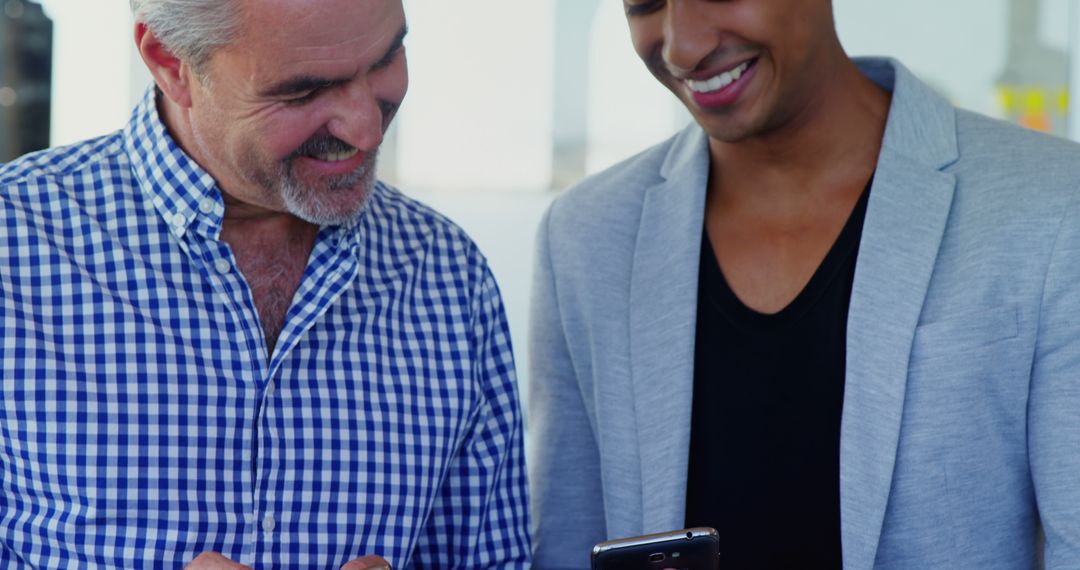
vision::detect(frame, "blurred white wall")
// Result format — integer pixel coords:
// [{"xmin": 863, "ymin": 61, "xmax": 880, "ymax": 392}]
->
[
  {"xmin": 396, "ymin": 0, "xmax": 554, "ymax": 192},
  {"xmin": 585, "ymin": 0, "xmax": 689, "ymax": 174},
  {"xmin": 835, "ymin": 0, "xmax": 1071, "ymax": 117},
  {"xmin": 39, "ymin": 0, "xmax": 147, "ymax": 146}
]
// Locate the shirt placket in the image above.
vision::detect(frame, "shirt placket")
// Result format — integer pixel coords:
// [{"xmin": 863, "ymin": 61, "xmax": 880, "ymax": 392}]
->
[
  {"xmin": 180, "ymin": 226, "xmax": 359, "ymax": 567},
  {"xmin": 255, "ymin": 366, "xmax": 283, "ymax": 569},
  {"xmin": 256, "ymin": 230, "xmax": 360, "ymax": 567},
  {"xmin": 180, "ymin": 230, "xmax": 270, "ymax": 565}
]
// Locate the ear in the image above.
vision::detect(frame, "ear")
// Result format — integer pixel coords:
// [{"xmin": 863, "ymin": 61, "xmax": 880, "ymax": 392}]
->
[{"xmin": 134, "ymin": 21, "xmax": 195, "ymax": 108}]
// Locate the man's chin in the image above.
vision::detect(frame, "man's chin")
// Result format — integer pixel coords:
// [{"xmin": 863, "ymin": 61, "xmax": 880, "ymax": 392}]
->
[
  {"xmin": 284, "ymin": 185, "xmax": 372, "ymax": 226},
  {"xmin": 280, "ymin": 157, "xmax": 377, "ymax": 226}
]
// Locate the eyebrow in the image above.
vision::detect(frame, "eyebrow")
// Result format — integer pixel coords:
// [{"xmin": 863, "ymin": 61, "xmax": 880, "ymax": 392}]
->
[{"xmin": 259, "ymin": 24, "xmax": 409, "ymax": 98}]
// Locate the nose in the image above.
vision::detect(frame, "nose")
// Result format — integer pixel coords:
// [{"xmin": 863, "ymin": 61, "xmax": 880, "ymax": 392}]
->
[
  {"xmin": 661, "ymin": 1, "xmax": 714, "ymax": 75},
  {"xmin": 327, "ymin": 80, "xmax": 385, "ymax": 151}
]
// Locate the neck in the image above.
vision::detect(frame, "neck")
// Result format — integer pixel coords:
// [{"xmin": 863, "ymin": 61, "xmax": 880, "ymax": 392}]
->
[
  {"xmin": 218, "ymin": 206, "xmax": 321, "ymax": 361},
  {"xmin": 709, "ymin": 56, "xmax": 891, "ymax": 201},
  {"xmin": 219, "ymin": 202, "xmax": 319, "ymax": 249},
  {"xmin": 158, "ymin": 93, "xmax": 201, "ymax": 166},
  {"xmin": 157, "ymin": 90, "xmax": 297, "ymax": 227}
]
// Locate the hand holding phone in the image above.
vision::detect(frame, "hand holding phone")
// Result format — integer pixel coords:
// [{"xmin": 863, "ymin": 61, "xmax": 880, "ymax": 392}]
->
[{"xmin": 591, "ymin": 527, "xmax": 720, "ymax": 570}]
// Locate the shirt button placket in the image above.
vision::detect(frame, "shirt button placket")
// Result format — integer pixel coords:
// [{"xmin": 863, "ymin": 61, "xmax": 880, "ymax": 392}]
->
[
  {"xmin": 214, "ymin": 258, "xmax": 232, "ymax": 275},
  {"xmin": 262, "ymin": 513, "xmax": 276, "ymax": 533}
]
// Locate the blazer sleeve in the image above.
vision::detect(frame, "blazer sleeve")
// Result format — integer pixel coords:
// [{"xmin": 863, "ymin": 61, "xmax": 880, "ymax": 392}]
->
[
  {"xmin": 528, "ymin": 205, "xmax": 609, "ymax": 569},
  {"xmin": 1029, "ymin": 190, "xmax": 1080, "ymax": 564}
]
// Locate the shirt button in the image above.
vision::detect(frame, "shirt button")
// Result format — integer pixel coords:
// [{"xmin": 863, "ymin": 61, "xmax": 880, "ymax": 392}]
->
[
  {"xmin": 199, "ymin": 198, "xmax": 215, "ymax": 214},
  {"xmin": 170, "ymin": 212, "xmax": 187, "ymax": 228},
  {"xmin": 262, "ymin": 514, "xmax": 276, "ymax": 532},
  {"xmin": 214, "ymin": 259, "xmax": 231, "ymax": 274}
]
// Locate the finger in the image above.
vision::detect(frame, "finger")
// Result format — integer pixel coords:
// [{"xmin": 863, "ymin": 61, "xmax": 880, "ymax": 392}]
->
[
  {"xmin": 184, "ymin": 552, "xmax": 254, "ymax": 570},
  {"xmin": 341, "ymin": 555, "xmax": 392, "ymax": 570}
]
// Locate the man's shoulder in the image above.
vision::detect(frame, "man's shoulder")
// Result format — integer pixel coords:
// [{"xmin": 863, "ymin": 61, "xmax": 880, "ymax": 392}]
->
[
  {"xmin": 0, "ymin": 133, "xmax": 125, "ymax": 190},
  {"xmin": 365, "ymin": 180, "xmax": 476, "ymax": 243},
  {"xmin": 869, "ymin": 56, "xmax": 1080, "ymax": 194},
  {"xmin": 545, "ymin": 128, "xmax": 690, "ymax": 235},
  {"xmin": 950, "ymin": 110, "xmax": 1080, "ymax": 203},
  {"xmin": 954, "ymin": 110, "xmax": 1080, "ymax": 170},
  {"xmin": 362, "ymin": 181, "xmax": 488, "ymax": 268}
]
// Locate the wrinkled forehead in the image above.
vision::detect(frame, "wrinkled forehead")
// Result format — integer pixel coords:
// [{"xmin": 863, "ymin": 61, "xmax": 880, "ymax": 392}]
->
[
  {"xmin": 233, "ymin": 0, "xmax": 404, "ymax": 58},
  {"xmin": 223, "ymin": 0, "xmax": 405, "ymax": 79}
]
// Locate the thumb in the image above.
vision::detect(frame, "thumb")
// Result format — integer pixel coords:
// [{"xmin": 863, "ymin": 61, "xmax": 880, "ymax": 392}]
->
[
  {"xmin": 341, "ymin": 555, "xmax": 392, "ymax": 570},
  {"xmin": 184, "ymin": 552, "xmax": 254, "ymax": 570}
]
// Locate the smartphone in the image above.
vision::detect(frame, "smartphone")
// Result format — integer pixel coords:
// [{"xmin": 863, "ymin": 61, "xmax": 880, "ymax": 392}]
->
[{"xmin": 591, "ymin": 527, "xmax": 720, "ymax": 570}]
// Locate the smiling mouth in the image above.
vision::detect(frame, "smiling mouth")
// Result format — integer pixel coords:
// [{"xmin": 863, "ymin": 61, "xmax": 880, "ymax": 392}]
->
[
  {"xmin": 685, "ymin": 59, "xmax": 755, "ymax": 94},
  {"xmin": 307, "ymin": 147, "xmax": 360, "ymax": 162}
]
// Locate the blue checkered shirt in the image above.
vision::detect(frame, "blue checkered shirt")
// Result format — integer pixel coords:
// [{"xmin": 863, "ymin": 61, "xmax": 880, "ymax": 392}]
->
[{"xmin": 0, "ymin": 89, "xmax": 531, "ymax": 569}]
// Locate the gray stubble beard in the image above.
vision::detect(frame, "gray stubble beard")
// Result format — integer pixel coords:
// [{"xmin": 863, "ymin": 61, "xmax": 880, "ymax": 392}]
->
[{"xmin": 277, "ymin": 149, "xmax": 379, "ymax": 227}]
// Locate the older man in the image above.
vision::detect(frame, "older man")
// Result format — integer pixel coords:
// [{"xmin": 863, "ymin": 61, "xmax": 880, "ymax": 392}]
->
[
  {"xmin": 0, "ymin": 1, "xmax": 530, "ymax": 568},
  {"xmin": 529, "ymin": 0, "xmax": 1080, "ymax": 568}
]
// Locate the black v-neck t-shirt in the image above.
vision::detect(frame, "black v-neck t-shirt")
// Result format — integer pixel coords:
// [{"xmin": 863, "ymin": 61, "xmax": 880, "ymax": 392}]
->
[{"xmin": 684, "ymin": 182, "xmax": 872, "ymax": 568}]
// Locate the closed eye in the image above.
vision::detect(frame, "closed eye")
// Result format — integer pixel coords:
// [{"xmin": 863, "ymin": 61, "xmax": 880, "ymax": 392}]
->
[
  {"xmin": 625, "ymin": 0, "xmax": 664, "ymax": 16},
  {"xmin": 372, "ymin": 46, "xmax": 404, "ymax": 72},
  {"xmin": 283, "ymin": 89, "xmax": 321, "ymax": 106},
  {"xmin": 372, "ymin": 26, "xmax": 408, "ymax": 71},
  {"xmin": 279, "ymin": 80, "xmax": 339, "ymax": 106}
]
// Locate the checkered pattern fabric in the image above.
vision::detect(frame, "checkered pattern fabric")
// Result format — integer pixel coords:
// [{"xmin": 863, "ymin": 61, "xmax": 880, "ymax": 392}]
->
[{"xmin": 0, "ymin": 88, "xmax": 531, "ymax": 569}]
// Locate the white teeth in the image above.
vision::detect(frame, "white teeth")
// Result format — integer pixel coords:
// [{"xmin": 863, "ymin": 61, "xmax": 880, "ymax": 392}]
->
[
  {"xmin": 312, "ymin": 147, "xmax": 360, "ymax": 162},
  {"xmin": 686, "ymin": 61, "xmax": 751, "ymax": 94}
]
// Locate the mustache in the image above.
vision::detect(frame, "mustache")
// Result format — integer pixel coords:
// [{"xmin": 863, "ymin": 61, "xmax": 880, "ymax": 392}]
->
[
  {"xmin": 291, "ymin": 135, "xmax": 357, "ymax": 159},
  {"xmin": 290, "ymin": 100, "xmax": 398, "ymax": 159}
]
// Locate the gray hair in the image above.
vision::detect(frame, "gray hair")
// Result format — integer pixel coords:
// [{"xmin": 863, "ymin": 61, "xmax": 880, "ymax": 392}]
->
[{"xmin": 130, "ymin": 0, "xmax": 243, "ymax": 74}]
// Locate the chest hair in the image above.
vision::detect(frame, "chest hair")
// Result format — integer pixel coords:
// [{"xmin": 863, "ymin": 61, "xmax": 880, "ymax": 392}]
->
[{"xmin": 227, "ymin": 230, "xmax": 315, "ymax": 356}]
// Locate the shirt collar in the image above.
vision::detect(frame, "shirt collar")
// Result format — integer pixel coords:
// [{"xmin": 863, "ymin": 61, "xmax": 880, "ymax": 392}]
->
[
  {"xmin": 123, "ymin": 85, "xmax": 224, "ymax": 240},
  {"xmin": 123, "ymin": 85, "xmax": 371, "ymax": 251}
]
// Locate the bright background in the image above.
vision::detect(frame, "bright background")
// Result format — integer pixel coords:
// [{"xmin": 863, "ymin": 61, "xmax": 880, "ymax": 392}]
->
[{"xmin": 8, "ymin": 0, "xmax": 1080, "ymax": 402}]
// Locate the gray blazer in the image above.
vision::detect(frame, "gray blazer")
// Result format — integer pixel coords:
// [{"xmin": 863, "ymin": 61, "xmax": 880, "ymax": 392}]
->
[{"xmin": 528, "ymin": 58, "xmax": 1080, "ymax": 569}]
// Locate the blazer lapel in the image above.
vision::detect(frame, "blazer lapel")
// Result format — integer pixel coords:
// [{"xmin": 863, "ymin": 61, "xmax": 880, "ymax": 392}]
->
[
  {"xmin": 629, "ymin": 126, "xmax": 710, "ymax": 534},
  {"xmin": 841, "ymin": 58, "xmax": 960, "ymax": 569}
]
